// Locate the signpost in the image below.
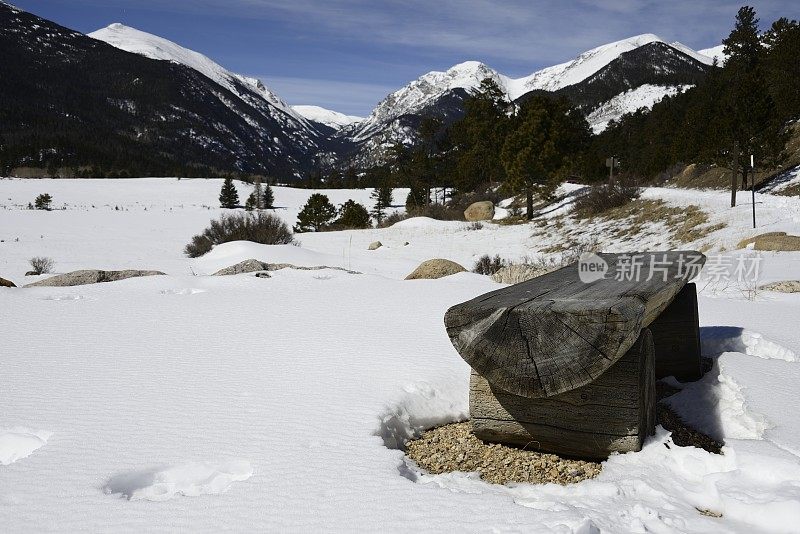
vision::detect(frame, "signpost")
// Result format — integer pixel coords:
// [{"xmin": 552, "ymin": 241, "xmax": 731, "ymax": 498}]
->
[
  {"xmin": 750, "ymin": 154, "xmax": 756, "ymax": 228},
  {"xmin": 606, "ymin": 157, "xmax": 618, "ymax": 185}
]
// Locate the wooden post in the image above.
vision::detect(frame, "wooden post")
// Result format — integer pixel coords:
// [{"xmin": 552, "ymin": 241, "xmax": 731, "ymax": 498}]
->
[
  {"xmin": 648, "ymin": 283, "xmax": 702, "ymax": 382},
  {"xmin": 469, "ymin": 329, "xmax": 656, "ymax": 459},
  {"xmin": 731, "ymin": 141, "xmax": 738, "ymax": 208}
]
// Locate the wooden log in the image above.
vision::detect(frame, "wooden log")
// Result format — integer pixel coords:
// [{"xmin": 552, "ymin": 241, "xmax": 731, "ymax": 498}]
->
[
  {"xmin": 445, "ymin": 251, "xmax": 705, "ymax": 398},
  {"xmin": 470, "ymin": 329, "xmax": 656, "ymax": 459},
  {"xmin": 649, "ymin": 283, "xmax": 702, "ymax": 382}
]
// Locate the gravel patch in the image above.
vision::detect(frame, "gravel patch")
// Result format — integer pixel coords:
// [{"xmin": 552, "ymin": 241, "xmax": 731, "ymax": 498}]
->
[
  {"xmin": 405, "ymin": 422, "xmax": 601, "ymax": 485},
  {"xmin": 406, "ymin": 368, "xmax": 722, "ymax": 486}
]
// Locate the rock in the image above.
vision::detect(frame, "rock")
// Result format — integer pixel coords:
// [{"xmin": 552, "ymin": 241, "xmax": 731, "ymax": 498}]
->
[
  {"xmin": 0, "ymin": 276, "xmax": 16, "ymax": 288},
  {"xmin": 213, "ymin": 259, "xmax": 362, "ymax": 276},
  {"xmin": 491, "ymin": 264, "xmax": 551, "ymax": 284},
  {"xmin": 25, "ymin": 271, "xmax": 37, "ymax": 276},
  {"xmin": 254, "ymin": 272, "xmax": 272, "ymax": 279},
  {"xmin": 759, "ymin": 280, "xmax": 800, "ymax": 293},
  {"xmin": 368, "ymin": 241, "xmax": 382, "ymax": 250},
  {"xmin": 212, "ymin": 259, "xmax": 270, "ymax": 276},
  {"xmin": 24, "ymin": 270, "xmax": 165, "ymax": 287},
  {"xmin": 405, "ymin": 259, "xmax": 466, "ymax": 280},
  {"xmin": 737, "ymin": 232, "xmax": 800, "ymax": 251},
  {"xmin": 464, "ymin": 201, "xmax": 495, "ymax": 222}
]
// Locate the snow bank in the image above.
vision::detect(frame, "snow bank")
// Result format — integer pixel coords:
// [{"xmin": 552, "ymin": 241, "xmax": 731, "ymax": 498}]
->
[
  {"xmin": 0, "ymin": 427, "xmax": 51, "ymax": 465},
  {"xmin": 104, "ymin": 460, "xmax": 253, "ymax": 501}
]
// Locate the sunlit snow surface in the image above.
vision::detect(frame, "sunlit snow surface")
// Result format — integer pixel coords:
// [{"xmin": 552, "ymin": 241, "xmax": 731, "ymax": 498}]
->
[{"xmin": 1, "ymin": 178, "xmax": 800, "ymax": 532}]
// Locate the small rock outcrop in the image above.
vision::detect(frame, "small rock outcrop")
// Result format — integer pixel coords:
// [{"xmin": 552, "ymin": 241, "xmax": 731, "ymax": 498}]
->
[
  {"xmin": 368, "ymin": 241, "xmax": 382, "ymax": 250},
  {"xmin": 737, "ymin": 232, "xmax": 800, "ymax": 251},
  {"xmin": 25, "ymin": 270, "xmax": 165, "ymax": 287},
  {"xmin": 491, "ymin": 264, "xmax": 550, "ymax": 285},
  {"xmin": 212, "ymin": 259, "xmax": 361, "ymax": 276},
  {"xmin": 405, "ymin": 259, "xmax": 466, "ymax": 280},
  {"xmin": 212, "ymin": 259, "xmax": 270, "ymax": 276},
  {"xmin": 464, "ymin": 201, "xmax": 495, "ymax": 222},
  {"xmin": 759, "ymin": 280, "xmax": 800, "ymax": 293},
  {"xmin": 0, "ymin": 276, "xmax": 16, "ymax": 288}
]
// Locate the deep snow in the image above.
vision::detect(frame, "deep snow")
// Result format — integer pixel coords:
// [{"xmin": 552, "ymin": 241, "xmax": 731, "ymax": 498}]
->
[{"xmin": 1, "ymin": 178, "xmax": 799, "ymax": 533}]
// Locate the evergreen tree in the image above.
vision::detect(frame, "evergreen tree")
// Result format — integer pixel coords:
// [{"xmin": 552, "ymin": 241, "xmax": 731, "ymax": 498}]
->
[
  {"xmin": 763, "ymin": 18, "xmax": 800, "ymax": 121},
  {"xmin": 502, "ymin": 96, "xmax": 590, "ymax": 219},
  {"xmin": 451, "ymin": 78, "xmax": 509, "ymax": 193},
  {"xmin": 720, "ymin": 6, "xmax": 786, "ymax": 202},
  {"xmin": 336, "ymin": 200, "xmax": 372, "ymax": 229},
  {"xmin": 294, "ymin": 193, "xmax": 337, "ymax": 232},
  {"xmin": 263, "ymin": 182, "xmax": 275, "ymax": 208},
  {"xmin": 219, "ymin": 177, "xmax": 239, "ymax": 208},
  {"xmin": 34, "ymin": 193, "xmax": 53, "ymax": 210},
  {"xmin": 370, "ymin": 186, "xmax": 393, "ymax": 223}
]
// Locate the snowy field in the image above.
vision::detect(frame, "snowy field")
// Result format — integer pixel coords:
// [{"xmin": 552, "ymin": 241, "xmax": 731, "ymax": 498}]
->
[{"xmin": 1, "ymin": 178, "xmax": 800, "ymax": 533}]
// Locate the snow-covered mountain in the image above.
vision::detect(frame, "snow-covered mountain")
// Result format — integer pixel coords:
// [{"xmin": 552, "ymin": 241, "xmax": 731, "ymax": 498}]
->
[
  {"xmin": 342, "ymin": 34, "xmax": 718, "ymax": 164},
  {"xmin": 90, "ymin": 23, "xmax": 307, "ymax": 126},
  {"xmin": 291, "ymin": 105, "xmax": 363, "ymax": 130},
  {"xmin": 698, "ymin": 44, "xmax": 728, "ymax": 65}
]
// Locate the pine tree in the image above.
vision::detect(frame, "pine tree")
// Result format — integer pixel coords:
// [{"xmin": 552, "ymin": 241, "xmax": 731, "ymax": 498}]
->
[
  {"xmin": 336, "ymin": 200, "xmax": 372, "ymax": 229},
  {"xmin": 501, "ymin": 96, "xmax": 590, "ymax": 219},
  {"xmin": 219, "ymin": 177, "xmax": 239, "ymax": 208},
  {"xmin": 763, "ymin": 18, "xmax": 800, "ymax": 122},
  {"xmin": 720, "ymin": 6, "xmax": 786, "ymax": 203},
  {"xmin": 370, "ymin": 186, "xmax": 393, "ymax": 223},
  {"xmin": 34, "ymin": 193, "xmax": 53, "ymax": 210},
  {"xmin": 451, "ymin": 77, "xmax": 509, "ymax": 193},
  {"xmin": 294, "ymin": 193, "xmax": 337, "ymax": 232},
  {"xmin": 263, "ymin": 182, "xmax": 275, "ymax": 208}
]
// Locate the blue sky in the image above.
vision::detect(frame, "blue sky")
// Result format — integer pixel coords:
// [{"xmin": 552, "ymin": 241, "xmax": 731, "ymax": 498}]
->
[{"xmin": 12, "ymin": 0, "xmax": 796, "ymax": 116}]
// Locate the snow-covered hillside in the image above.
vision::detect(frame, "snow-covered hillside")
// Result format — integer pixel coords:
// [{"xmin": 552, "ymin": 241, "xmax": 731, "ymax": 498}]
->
[
  {"xmin": 586, "ymin": 84, "xmax": 693, "ymax": 133},
  {"xmin": 90, "ymin": 24, "xmax": 306, "ymax": 125},
  {"xmin": 2, "ymin": 178, "xmax": 800, "ymax": 531},
  {"xmin": 698, "ymin": 44, "xmax": 728, "ymax": 65},
  {"xmin": 292, "ymin": 105, "xmax": 363, "ymax": 130}
]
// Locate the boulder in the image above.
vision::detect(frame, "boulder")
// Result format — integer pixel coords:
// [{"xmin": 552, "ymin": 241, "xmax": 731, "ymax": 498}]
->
[
  {"xmin": 368, "ymin": 241, "xmax": 382, "ymax": 251},
  {"xmin": 464, "ymin": 201, "xmax": 495, "ymax": 222},
  {"xmin": 759, "ymin": 280, "xmax": 800, "ymax": 293},
  {"xmin": 0, "ymin": 276, "xmax": 16, "ymax": 288},
  {"xmin": 405, "ymin": 259, "xmax": 466, "ymax": 280},
  {"xmin": 25, "ymin": 271, "xmax": 37, "ymax": 276},
  {"xmin": 737, "ymin": 232, "xmax": 800, "ymax": 251},
  {"xmin": 25, "ymin": 270, "xmax": 165, "ymax": 287},
  {"xmin": 254, "ymin": 272, "xmax": 272, "ymax": 279},
  {"xmin": 491, "ymin": 264, "xmax": 550, "ymax": 285},
  {"xmin": 212, "ymin": 259, "xmax": 270, "ymax": 276}
]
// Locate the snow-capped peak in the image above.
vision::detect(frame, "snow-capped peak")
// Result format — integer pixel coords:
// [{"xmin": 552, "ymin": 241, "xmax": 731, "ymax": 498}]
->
[
  {"xmin": 89, "ymin": 23, "xmax": 304, "ymax": 123},
  {"xmin": 698, "ymin": 44, "xmax": 727, "ymax": 65},
  {"xmin": 291, "ymin": 105, "xmax": 363, "ymax": 129}
]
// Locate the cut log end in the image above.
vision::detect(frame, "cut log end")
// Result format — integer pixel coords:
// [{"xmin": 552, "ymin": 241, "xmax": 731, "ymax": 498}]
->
[{"xmin": 470, "ymin": 328, "xmax": 656, "ymax": 460}]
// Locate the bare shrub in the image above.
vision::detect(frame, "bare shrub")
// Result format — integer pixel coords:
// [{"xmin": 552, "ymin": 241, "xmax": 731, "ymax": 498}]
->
[
  {"xmin": 29, "ymin": 256, "xmax": 54, "ymax": 275},
  {"xmin": 377, "ymin": 211, "xmax": 408, "ymax": 228},
  {"xmin": 408, "ymin": 203, "xmax": 463, "ymax": 221},
  {"xmin": 466, "ymin": 222, "xmax": 484, "ymax": 231},
  {"xmin": 185, "ymin": 212, "xmax": 295, "ymax": 258},
  {"xmin": 473, "ymin": 254, "xmax": 507, "ymax": 275},
  {"xmin": 574, "ymin": 183, "xmax": 640, "ymax": 217}
]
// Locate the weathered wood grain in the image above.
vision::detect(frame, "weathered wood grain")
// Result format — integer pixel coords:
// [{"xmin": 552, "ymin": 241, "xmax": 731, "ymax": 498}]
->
[
  {"xmin": 649, "ymin": 283, "xmax": 702, "ymax": 382},
  {"xmin": 470, "ymin": 329, "xmax": 656, "ymax": 459},
  {"xmin": 445, "ymin": 251, "xmax": 705, "ymax": 398}
]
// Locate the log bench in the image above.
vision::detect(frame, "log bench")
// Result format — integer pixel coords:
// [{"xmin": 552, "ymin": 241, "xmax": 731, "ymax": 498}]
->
[{"xmin": 444, "ymin": 251, "xmax": 706, "ymax": 459}]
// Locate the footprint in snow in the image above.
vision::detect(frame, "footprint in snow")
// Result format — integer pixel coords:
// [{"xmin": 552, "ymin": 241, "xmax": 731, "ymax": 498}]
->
[
  {"xmin": 104, "ymin": 460, "xmax": 252, "ymax": 501},
  {"xmin": 0, "ymin": 427, "xmax": 52, "ymax": 465}
]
